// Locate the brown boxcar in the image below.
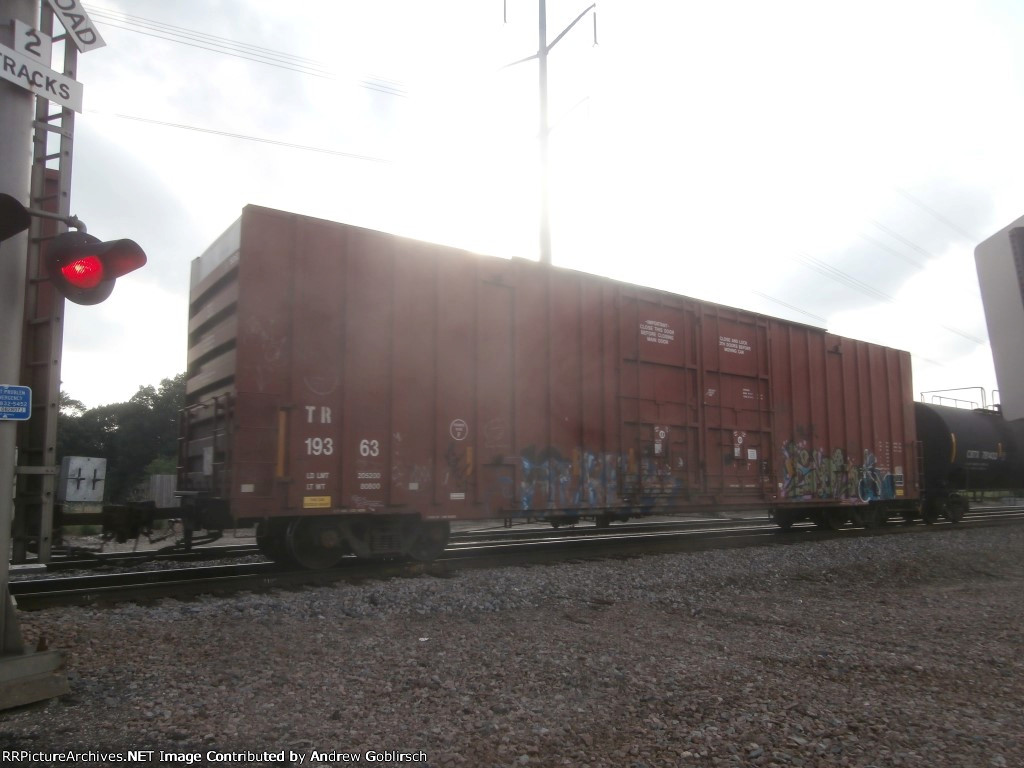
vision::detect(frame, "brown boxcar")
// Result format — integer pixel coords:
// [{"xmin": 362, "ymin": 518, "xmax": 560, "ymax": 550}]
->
[{"xmin": 180, "ymin": 206, "xmax": 920, "ymax": 566}]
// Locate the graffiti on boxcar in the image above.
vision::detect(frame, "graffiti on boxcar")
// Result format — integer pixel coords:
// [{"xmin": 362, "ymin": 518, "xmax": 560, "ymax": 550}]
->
[
  {"xmin": 519, "ymin": 446, "xmax": 565, "ymax": 510},
  {"xmin": 444, "ymin": 441, "xmax": 472, "ymax": 492},
  {"xmin": 517, "ymin": 446, "xmax": 682, "ymax": 512},
  {"xmin": 390, "ymin": 432, "xmax": 433, "ymax": 492},
  {"xmin": 780, "ymin": 440, "xmax": 896, "ymax": 501}
]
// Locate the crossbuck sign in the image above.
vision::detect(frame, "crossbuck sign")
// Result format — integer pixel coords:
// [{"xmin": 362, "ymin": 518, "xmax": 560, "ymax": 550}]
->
[{"xmin": 0, "ymin": 0, "xmax": 105, "ymax": 113}]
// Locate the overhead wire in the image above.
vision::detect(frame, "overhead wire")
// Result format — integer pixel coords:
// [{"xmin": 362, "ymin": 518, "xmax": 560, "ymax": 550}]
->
[
  {"xmin": 81, "ymin": 4, "xmax": 407, "ymax": 96},
  {"xmin": 78, "ymin": 5, "xmax": 397, "ymax": 164},
  {"xmin": 859, "ymin": 232, "xmax": 924, "ymax": 269},
  {"xmin": 792, "ymin": 252, "xmax": 984, "ymax": 344},
  {"xmin": 96, "ymin": 112, "xmax": 390, "ymax": 163},
  {"xmin": 750, "ymin": 291, "xmax": 826, "ymax": 324},
  {"xmin": 868, "ymin": 218, "xmax": 935, "ymax": 262},
  {"xmin": 82, "ymin": 5, "xmax": 987, "ymax": 355},
  {"xmin": 895, "ymin": 188, "xmax": 981, "ymax": 243}
]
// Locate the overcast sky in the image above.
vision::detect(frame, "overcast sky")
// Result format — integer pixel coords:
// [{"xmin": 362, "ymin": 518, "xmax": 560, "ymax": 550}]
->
[{"xmin": 33, "ymin": 0, "xmax": 1024, "ymax": 409}]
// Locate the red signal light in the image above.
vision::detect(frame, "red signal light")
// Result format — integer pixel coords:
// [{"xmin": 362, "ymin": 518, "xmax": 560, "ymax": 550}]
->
[
  {"xmin": 45, "ymin": 231, "xmax": 146, "ymax": 305},
  {"xmin": 61, "ymin": 255, "xmax": 104, "ymax": 289}
]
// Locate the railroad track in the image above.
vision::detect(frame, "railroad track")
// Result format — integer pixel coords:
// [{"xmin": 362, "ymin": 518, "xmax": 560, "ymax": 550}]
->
[
  {"xmin": 10, "ymin": 505, "xmax": 1024, "ymax": 611},
  {"xmin": 24, "ymin": 503, "xmax": 1024, "ymax": 572},
  {"xmin": 21, "ymin": 515, "xmax": 762, "ymax": 571}
]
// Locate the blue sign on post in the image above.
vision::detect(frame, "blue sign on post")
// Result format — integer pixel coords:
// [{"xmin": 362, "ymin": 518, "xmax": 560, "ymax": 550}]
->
[{"xmin": 0, "ymin": 385, "xmax": 32, "ymax": 421}]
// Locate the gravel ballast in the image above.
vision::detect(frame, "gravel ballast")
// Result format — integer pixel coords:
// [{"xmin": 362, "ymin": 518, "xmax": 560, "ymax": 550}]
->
[{"xmin": 1, "ymin": 524, "xmax": 1022, "ymax": 767}]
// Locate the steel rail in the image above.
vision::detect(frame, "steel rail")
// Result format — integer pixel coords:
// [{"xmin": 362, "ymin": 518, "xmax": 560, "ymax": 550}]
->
[{"xmin": 10, "ymin": 507, "xmax": 1024, "ymax": 611}]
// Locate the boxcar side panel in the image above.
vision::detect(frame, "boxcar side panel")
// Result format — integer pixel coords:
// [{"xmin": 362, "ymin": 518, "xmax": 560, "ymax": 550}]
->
[
  {"xmin": 284, "ymin": 217, "xmax": 348, "ymax": 515},
  {"xmin": 700, "ymin": 305, "xmax": 772, "ymax": 500},
  {"xmin": 476, "ymin": 269, "xmax": 515, "ymax": 517},
  {"xmin": 432, "ymin": 245, "xmax": 478, "ymax": 514},
  {"xmin": 187, "ymin": 206, "xmax": 920, "ymax": 528},
  {"xmin": 391, "ymin": 239, "xmax": 440, "ymax": 514},
  {"xmin": 230, "ymin": 208, "xmax": 298, "ymax": 517},
  {"xmin": 769, "ymin": 323, "xmax": 918, "ymax": 505},
  {"xmin": 341, "ymin": 227, "xmax": 395, "ymax": 511}
]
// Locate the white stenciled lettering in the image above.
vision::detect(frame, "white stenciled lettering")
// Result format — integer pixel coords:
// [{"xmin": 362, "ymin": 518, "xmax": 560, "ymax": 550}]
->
[
  {"xmin": 719, "ymin": 336, "xmax": 752, "ymax": 355},
  {"xmin": 305, "ymin": 405, "xmax": 333, "ymax": 424},
  {"xmin": 640, "ymin": 320, "xmax": 675, "ymax": 345},
  {"xmin": 305, "ymin": 437, "xmax": 334, "ymax": 456}
]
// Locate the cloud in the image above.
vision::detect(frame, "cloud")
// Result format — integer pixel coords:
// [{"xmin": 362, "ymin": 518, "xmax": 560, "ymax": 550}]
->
[{"xmin": 44, "ymin": 0, "xmax": 1024, "ymax": 409}]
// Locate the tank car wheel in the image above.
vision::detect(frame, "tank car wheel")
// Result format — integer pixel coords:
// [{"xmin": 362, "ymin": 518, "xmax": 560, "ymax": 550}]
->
[
  {"xmin": 285, "ymin": 517, "xmax": 347, "ymax": 570},
  {"xmin": 945, "ymin": 496, "xmax": 968, "ymax": 524},
  {"xmin": 405, "ymin": 521, "xmax": 451, "ymax": 562}
]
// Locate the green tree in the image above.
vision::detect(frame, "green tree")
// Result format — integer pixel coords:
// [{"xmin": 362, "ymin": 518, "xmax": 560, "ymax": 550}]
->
[{"xmin": 57, "ymin": 373, "xmax": 186, "ymax": 503}]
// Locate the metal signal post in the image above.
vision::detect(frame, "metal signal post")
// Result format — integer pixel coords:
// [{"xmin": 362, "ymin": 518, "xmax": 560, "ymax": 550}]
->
[
  {"xmin": 0, "ymin": 0, "xmax": 69, "ymax": 710},
  {"xmin": 0, "ymin": 0, "xmax": 119, "ymax": 710}
]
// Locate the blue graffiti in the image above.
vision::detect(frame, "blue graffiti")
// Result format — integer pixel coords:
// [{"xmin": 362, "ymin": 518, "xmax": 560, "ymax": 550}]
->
[
  {"xmin": 519, "ymin": 446, "xmax": 676, "ymax": 512},
  {"xmin": 781, "ymin": 441, "xmax": 895, "ymax": 501}
]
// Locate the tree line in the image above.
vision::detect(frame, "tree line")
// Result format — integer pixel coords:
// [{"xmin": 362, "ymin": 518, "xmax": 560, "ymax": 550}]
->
[{"xmin": 58, "ymin": 372, "xmax": 185, "ymax": 503}]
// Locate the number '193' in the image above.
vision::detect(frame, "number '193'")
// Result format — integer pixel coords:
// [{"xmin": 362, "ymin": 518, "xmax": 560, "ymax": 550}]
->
[{"xmin": 305, "ymin": 437, "xmax": 334, "ymax": 456}]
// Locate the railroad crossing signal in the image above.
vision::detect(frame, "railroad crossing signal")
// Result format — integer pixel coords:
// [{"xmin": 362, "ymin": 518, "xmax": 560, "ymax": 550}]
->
[
  {"xmin": 0, "ymin": 193, "xmax": 31, "ymax": 241},
  {"xmin": 45, "ymin": 230, "xmax": 146, "ymax": 305},
  {"xmin": 1, "ymin": 192, "xmax": 147, "ymax": 305}
]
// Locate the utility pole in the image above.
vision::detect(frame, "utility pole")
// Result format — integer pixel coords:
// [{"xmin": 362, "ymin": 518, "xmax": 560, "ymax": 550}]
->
[
  {"xmin": 509, "ymin": 1, "xmax": 596, "ymax": 265},
  {"xmin": 538, "ymin": 0, "xmax": 551, "ymax": 265}
]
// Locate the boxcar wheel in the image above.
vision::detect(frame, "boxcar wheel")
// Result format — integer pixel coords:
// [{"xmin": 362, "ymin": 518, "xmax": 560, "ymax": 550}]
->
[
  {"xmin": 860, "ymin": 508, "xmax": 885, "ymax": 529},
  {"xmin": 285, "ymin": 517, "xmax": 347, "ymax": 570},
  {"xmin": 256, "ymin": 520, "xmax": 294, "ymax": 565},
  {"xmin": 406, "ymin": 521, "xmax": 451, "ymax": 562},
  {"xmin": 774, "ymin": 511, "xmax": 795, "ymax": 531},
  {"xmin": 813, "ymin": 509, "xmax": 848, "ymax": 531}
]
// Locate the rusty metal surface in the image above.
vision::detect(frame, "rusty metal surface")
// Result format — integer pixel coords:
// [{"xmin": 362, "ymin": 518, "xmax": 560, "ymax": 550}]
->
[
  {"xmin": 182, "ymin": 206, "xmax": 919, "ymax": 525},
  {"xmin": 769, "ymin": 324, "xmax": 919, "ymax": 506}
]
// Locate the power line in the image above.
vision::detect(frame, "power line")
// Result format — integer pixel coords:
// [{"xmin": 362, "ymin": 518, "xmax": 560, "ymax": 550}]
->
[
  {"xmin": 794, "ymin": 252, "xmax": 894, "ymax": 303},
  {"xmin": 81, "ymin": 4, "xmax": 407, "ymax": 97},
  {"xmin": 859, "ymin": 232, "xmax": 924, "ymax": 269},
  {"xmin": 867, "ymin": 218, "xmax": 935, "ymax": 262},
  {"xmin": 751, "ymin": 291, "xmax": 826, "ymax": 324},
  {"xmin": 895, "ymin": 187, "xmax": 981, "ymax": 243},
  {"xmin": 792, "ymin": 252, "xmax": 984, "ymax": 345},
  {"xmin": 94, "ymin": 111, "xmax": 390, "ymax": 163},
  {"xmin": 84, "ymin": 5, "xmax": 324, "ymax": 67}
]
